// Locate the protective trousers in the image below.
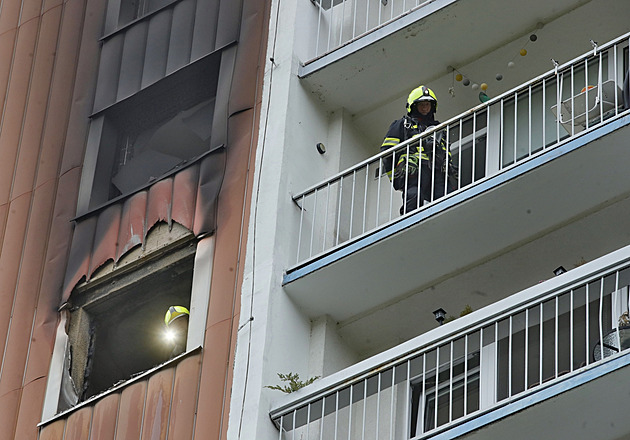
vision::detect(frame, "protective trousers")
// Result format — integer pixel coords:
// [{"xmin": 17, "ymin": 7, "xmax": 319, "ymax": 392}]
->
[{"xmin": 400, "ymin": 162, "xmax": 454, "ymax": 214}]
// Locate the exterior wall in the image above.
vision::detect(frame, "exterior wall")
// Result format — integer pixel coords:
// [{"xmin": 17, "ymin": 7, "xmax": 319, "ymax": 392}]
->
[{"xmin": 0, "ymin": 0, "xmax": 269, "ymax": 439}]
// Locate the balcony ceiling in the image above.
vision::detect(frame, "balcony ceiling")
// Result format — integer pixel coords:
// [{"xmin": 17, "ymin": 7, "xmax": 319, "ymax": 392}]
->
[
  {"xmin": 283, "ymin": 117, "xmax": 630, "ymax": 354},
  {"xmin": 299, "ymin": 0, "xmax": 629, "ymax": 142}
]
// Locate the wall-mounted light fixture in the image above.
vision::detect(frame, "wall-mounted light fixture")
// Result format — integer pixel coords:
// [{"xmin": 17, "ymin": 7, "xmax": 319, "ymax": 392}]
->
[
  {"xmin": 433, "ymin": 308, "xmax": 447, "ymax": 326},
  {"xmin": 316, "ymin": 143, "xmax": 326, "ymax": 154},
  {"xmin": 553, "ymin": 266, "xmax": 567, "ymax": 276}
]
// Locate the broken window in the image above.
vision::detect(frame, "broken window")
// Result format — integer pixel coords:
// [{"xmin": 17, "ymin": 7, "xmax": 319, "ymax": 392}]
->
[
  {"xmin": 87, "ymin": 54, "xmax": 220, "ymax": 208},
  {"xmin": 59, "ymin": 224, "xmax": 196, "ymax": 409}
]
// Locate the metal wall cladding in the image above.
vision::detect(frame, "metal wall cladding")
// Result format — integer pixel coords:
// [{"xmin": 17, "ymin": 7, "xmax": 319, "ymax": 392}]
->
[
  {"xmin": 61, "ymin": 148, "xmax": 225, "ymax": 303},
  {"xmin": 38, "ymin": 352, "xmax": 202, "ymax": 440},
  {"xmin": 93, "ymin": 0, "xmax": 237, "ymax": 113}
]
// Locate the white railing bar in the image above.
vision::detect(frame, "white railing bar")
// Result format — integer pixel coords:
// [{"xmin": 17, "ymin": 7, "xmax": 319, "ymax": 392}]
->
[
  {"xmin": 296, "ymin": 194, "xmax": 306, "ymax": 264},
  {"xmin": 542, "ymin": 77, "xmax": 546, "ymax": 148},
  {"xmin": 362, "ymin": 164, "xmax": 369, "ymax": 234},
  {"xmin": 570, "ymin": 289, "xmax": 574, "ymax": 372},
  {"xmin": 433, "ymin": 347, "xmax": 439, "ymax": 430},
  {"xmin": 347, "ymin": 384, "xmax": 353, "ymax": 440},
  {"xmin": 323, "ymin": 182, "xmax": 331, "ymax": 253},
  {"xmin": 320, "ymin": 396, "xmax": 325, "ymax": 440},
  {"xmin": 390, "ymin": 366, "xmax": 396, "ymax": 440},
  {"xmin": 554, "ymin": 295, "xmax": 559, "ymax": 378},
  {"xmin": 309, "ymin": 189, "xmax": 318, "ymax": 257},
  {"xmin": 421, "ymin": 354, "xmax": 427, "ymax": 434},
  {"xmin": 349, "ymin": 170, "xmax": 356, "ymax": 238},
  {"xmin": 528, "ymin": 85, "xmax": 532, "ymax": 157},
  {"xmin": 508, "ymin": 316, "xmax": 513, "ymax": 397},
  {"xmin": 570, "ymin": 65, "xmax": 575, "ymax": 138},
  {"xmin": 615, "ymin": 271, "xmax": 622, "ymax": 355},
  {"xmin": 361, "ymin": 377, "xmax": 367, "ymax": 440},
  {"xmin": 538, "ymin": 303, "xmax": 543, "ymax": 387},
  {"xmin": 306, "ymin": 402, "xmax": 311, "ymax": 439},
  {"xmin": 584, "ymin": 58, "xmax": 590, "ymax": 131},
  {"xmin": 598, "ymin": 277, "xmax": 604, "ymax": 360},
  {"xmin": 449, "ymin": 341, "xmax": 454, "ymax": 423},
  {"xmin": 375, "ymin": 372, "xmax": 381, "ymax": 438},
  {"xmin": 585, "ymin": 282, "xmax": 590, "ymax": 365},
  {"xmin": 513, "ymin": 91, "xmax": 518, "ymax": 165},
  {"xmin": 463, "ymin": 334, "xmax": 469, "ymax": 416},
  {"xmin": 334, "ymin": 390, "xmax": 339, "ymax": 440},
  {"xmin": 524, "ymin": 308, "xmax": 529, "ymax": 389},
  {"xmin": 335, "ymin": 177, "xmax": 343, "ymax": 246},
  {"xmin": 405, "ymin": 361, "xmax": 411, "ymax": 439}
]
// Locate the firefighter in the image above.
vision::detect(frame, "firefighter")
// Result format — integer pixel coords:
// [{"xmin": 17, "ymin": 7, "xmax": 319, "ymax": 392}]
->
[
  {"xmin": 380, "ymin": 85, "xmax": 456, "ymax": 214},
  {"xmin": 164, "ymin": 305, "xmax": 189, "ymax": 357}
]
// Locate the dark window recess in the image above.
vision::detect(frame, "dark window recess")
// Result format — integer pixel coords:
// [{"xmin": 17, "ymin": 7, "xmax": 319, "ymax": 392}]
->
[
  {"xmin": 91, "ymin": 54, "xmax": 220, "ymax": 207},
  {"xmin": 61, "ymin": 237, "xmax": 196, "ymax": 408}
]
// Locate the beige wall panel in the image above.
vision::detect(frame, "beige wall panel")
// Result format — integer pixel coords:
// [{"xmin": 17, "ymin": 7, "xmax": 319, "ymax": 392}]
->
[
  {"xmin": 0, "ymin": 19, "xmax": 39, "ymax": 203},
  {"xmin": 0, "ymin": 204, "xmax": 6, "ymax": 253},
  {"xmin": 140, "ymin": 10, "xmax": 171, "ymax": 88},
  {"xmin": 194, "ymin": 320, "xmax": 231, "ymax": 437},
  {"xmin": 190, "ymin": 0, "xmax": 218, "ymax": 61},
  {"xmin": 116, "ymin": 21, "xmax": 148, "ymax": 101},
  {"xmin": 167, "ymin": 354, "xmax": 201, "ymax": 439},
  {"xmin": 140, "ymin": 368, "xmax": 175, "ymax": 440},
  {"xmin": 20, "ymin": 0, "xmax": 45, "ymax": 26},
  {"xmin": 60, "ymin": 0, "xmax": 108, "ymax": 175},
  {"xmin": 114, "ymin": 381, "xmax": 147, "ymax": 440},
  {"xmin": 64, "ymin": 406, "xmax": 93, "ymax": 440},
  {"xmin": 0, "ymin": 0, "xmax": 21, "ymax": 35},
  {"xmin": 0, "ymin": 181, "xmax": 55, "ymax": 400},
  {"xmin": 116, "ymin": 191, "xmax": 147, "ymax": 260},
  {"xmin": 13, "ymin": 377, "xmax": 47, "ymax": 440},
  {"xmin": 0, "ymin": 30, "xmax": 17, "ymax": 126},
  {"xmin": 39, "ymin": 419, "xmax": 67, "ymax": 440},
  {"xmin": 24, "ymin": 168, "xmax": 81, "ymax": 383},
  {"xmin": 0, "ymin": 194, "xmax": 31, "ymax": 364},
  {"xmin": 12, "ymin": 6, "xmax": 62, "ymax": 198},
  {"xmin": 145, "ymin": 178, "xmax": 173, "ymax": 235},
  {"xmin": 91, "ymin": 393, "xmax": 121, "ymax": 440},
  {"xmin": 42, "ymin": 0, "xmax": 63, "ymax": 14},
  {"xmin": 93, "ymin": 33, "xmax": 123, "ymax": 112},
  {"xmin": 165, "ymin": 0, "xmax": 195, "ymax": 75},
  {"xmin": 88, "ymin": 203, "xmax": 121, "ymax": 277},
  {"xmin": 0, "ymin": 389, "xmax": 21, "ymax": 439},
  {"xmin": 36, "ymin": 0, "xmax": 86, "ymax": 187}
]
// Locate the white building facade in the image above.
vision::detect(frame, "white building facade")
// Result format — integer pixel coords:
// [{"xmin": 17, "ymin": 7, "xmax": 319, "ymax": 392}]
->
[{"xmin": 230, "ymin": 0, "xmax": 630, "ymax": 438}]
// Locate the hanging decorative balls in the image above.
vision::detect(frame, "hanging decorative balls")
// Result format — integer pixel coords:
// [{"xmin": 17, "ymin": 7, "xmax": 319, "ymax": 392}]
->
[
  {"xmin": 508, "ymin": 61, "xmax": 515, "ymax": 69},
  {"xmin": 520, "ymin": 48, "xmax": 528, "ymax": 56},
  {"xmin": 530, "ymin": 34, "xmax": 538, "ymax": 42},
  {"xmin": 472, "ymin": 83, "xmax": 479, "ymax": 90},
  {"xmin": 455, "ymin": 73, "xmax": 463, "ymax": 82},
  {"xmin": 496, "ymin": 73, "xmax": 503, "ymax": 81},
  {"xmin": 480, "ymin": 83, "xmax": 488, "ymax": 91},
  {"xmin": 462, "ymin": 78, "xmax": 470, "ymax": 86}
]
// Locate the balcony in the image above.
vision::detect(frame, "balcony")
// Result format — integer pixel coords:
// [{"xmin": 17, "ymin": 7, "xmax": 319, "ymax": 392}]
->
[
  {"xmin": 284, "ymin": 32, "xmax": 630, "ymax": 355},
  {"xmin": 271, "ymin": 245, "xmax": 630, "ymax": 439}
]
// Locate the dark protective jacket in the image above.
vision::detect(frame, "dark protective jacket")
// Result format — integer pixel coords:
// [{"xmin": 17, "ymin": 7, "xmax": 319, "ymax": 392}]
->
[{"xmin": 380, "ymin": 113, "xmax": 450, "ymax": 182}]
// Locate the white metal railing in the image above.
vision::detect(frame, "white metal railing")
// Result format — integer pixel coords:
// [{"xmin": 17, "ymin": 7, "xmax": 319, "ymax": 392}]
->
[
  {"xmin": 309, "ymin": 0, "xmax": 433, "ymax": 61},
  {"xmin": 292, "ymin": 32, "xmax": 630, "ymax": 267},
  {"xmin": 271, "ymin": 246, "xmax": 630, "ymax": 439}
]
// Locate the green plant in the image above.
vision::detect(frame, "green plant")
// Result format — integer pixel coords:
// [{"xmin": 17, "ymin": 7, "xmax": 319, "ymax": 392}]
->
[{"xmin": 265, "ymin": 372, "xmax": 319, "ymax": 393}]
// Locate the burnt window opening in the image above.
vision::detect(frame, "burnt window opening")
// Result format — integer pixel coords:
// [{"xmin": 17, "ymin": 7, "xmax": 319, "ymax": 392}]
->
[
  {"xmin": 61, "ymin": 232, "xmax": 196, "ymax": 409},
  {"xmin": 88, "ymin": 54, "xmax": 220, "ymax": 209}
]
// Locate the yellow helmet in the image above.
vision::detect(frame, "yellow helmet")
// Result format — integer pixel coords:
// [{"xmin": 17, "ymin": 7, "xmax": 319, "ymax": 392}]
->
[
  {"xmin": 164, "ymin": 305, "xmax": 189, "ymax": 326},
  {"xmin": 407, "ymin": 85, "xmax": 438, "ymax": 114}
]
